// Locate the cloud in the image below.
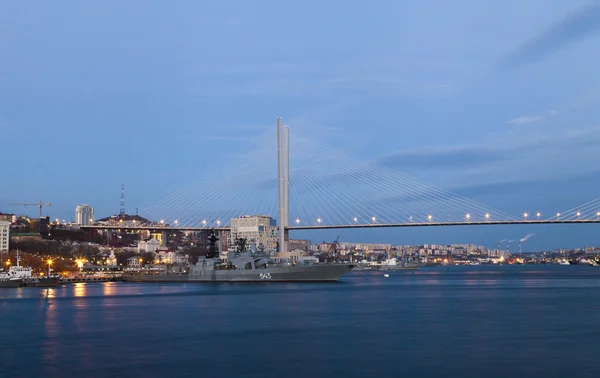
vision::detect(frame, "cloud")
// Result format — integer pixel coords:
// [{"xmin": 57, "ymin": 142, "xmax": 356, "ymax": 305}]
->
[
  {"xmin": 507, "ymin": 116, "xmax": 542, "ymax": 125},
  {"xmin": 504, "ymin": 2, "xmax": 600, "ymax": 67},
  {"xmin": 377, "ymin": 146, "xmax": 515, "ymax": 171},
  {"xmin": 374, "ymin": 126, "xmax": 600, "ymax": 194},
  {"xmin": 452, "ymin": 169, "xmax": 600, "ymax": 198}
]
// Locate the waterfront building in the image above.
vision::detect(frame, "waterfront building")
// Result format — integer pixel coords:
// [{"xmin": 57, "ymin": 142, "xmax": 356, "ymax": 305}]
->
[
  {"xmin": 230, "ymin": 215, "xmax": 278, "ymax": 253},
  {"xmin": 75, "ymin": 204, "xmax": 95, "ymax": 225},
  {"xmin": 0, "ymin": 221, "xmax": 9, "ymax": 253}
]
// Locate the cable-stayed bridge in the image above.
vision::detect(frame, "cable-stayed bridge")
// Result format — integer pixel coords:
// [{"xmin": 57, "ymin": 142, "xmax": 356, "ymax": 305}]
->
[{"xmin": 82, "ymin": 119, "xmax": 600, "ymax": 239}]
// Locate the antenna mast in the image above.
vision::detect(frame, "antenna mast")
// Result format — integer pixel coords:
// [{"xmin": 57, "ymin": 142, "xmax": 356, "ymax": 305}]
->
[{"xmin": 120, "ymin": 184, "xmax": 125, "ymax": 216}]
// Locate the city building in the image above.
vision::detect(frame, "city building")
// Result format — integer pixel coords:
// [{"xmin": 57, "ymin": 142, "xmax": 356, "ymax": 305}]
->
[
  {"xmin": 230, "ymin": 215, "xmax": 278, "ymax": 253},
  {"xmin": 0, "ymin": 221, "xmax": 9, "ymax": 253},
  {"xmin": 138, "ymin": 239, "xmax": 160, "ymax": 253},
  {"xmin": 154, "ymin": 251, "xmax": 188, "ymax": 264},
  {"xmin": 0, "ymin": 213, "xmax": 15, "ymax": 223},
  {"xmin": 75, "ymin": 204, "xmax": 95, "ymax": 225},
  {"xmin": 289, "ymin": 239, "xmax": 311, "ymax": 252}
]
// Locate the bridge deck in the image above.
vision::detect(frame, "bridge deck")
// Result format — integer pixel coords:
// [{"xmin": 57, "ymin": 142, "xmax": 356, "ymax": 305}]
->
[{"xmin": 80, "ymin": 219, "xmax": 600, "ymax": 232}]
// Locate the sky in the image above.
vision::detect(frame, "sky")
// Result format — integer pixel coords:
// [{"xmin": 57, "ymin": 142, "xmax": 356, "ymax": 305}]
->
[{"xmin": 1, "ymin": 0, "xmax": 600, "ymax": 251}]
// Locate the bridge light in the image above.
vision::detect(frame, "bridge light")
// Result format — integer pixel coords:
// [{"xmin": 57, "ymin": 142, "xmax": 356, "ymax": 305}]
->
[
  {"xmin": 428, "ymin": 214, "xmax": 432, "ymax": 221},
  {"xmin": 576, "ymin": 212, "xmax": 581, "ymax": 217},
  {"xmin": 536, "ymin": 212, "xmax": 541, "ymax": 219},
  {"xmin": 371, "ymin": 216, "xmax": 376, "ymax": 223},
  {"xmin": 597, "ymin": 212, "xmax": 600, "ymax": 217},
  {"xmin": 202, "ymin": 219, "xmax": 207, "ymax": 226},
  {"xmin": 465, "ymin": 213, "xmax": 471, "ymax": 221},
  {"xmin": 216, "ymin": 220, "xmax": 221, "ymax": 226},
  {"xmin": 160, "ymin": 219, "xmax": 164, "ymax": 224},
  {"xmin": 317, "ymin": 218, "xmax": 322, "ymax": 224},
  {"xmin": 485, "ymin": 213, "xmax": 490, "ymax": 220},
  {"xmin": 409, "ymin": 216, "xmax": 413, "ymax": 221},
  {"xmin": 174, "ymin": 220, "xmax": 178, "ymax": 225},
  {"xmin": 523, "ymin": 213, "xmax": 528, "ymax": 219},
  {"xmin": 556, "ymin": 212, "xmax": 560, "ymax": 218},
  {"xmin": 296, "ymin": 218, "xmax": 300, "ymax": 224},
  {"xmin": 353, "ymin": 217, "xmax": 358, "ymax": 223}
]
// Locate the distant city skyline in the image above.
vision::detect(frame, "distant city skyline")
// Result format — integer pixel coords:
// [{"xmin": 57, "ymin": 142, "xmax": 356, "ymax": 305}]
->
[{"xmin": 1, "ymin": 1, "xmax": 600, "ymax": 250}]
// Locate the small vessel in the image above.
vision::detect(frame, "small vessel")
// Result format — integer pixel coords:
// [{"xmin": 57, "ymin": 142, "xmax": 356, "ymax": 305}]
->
[
  {"xmin": 589, "ymin": 260, "xmax": 599, "ymax": 267},
  {"xmin": 354, "ymin": 257, "xmax": 419, "ymax": 271},
  {"xmin": 0, "ymin": 250, "xmax": 33, "ymax": 282},
  {"xmin": 0, "ymin": 250, "xmax": 60, "ymax": 287},
  {"xmin": 0, "ymin": 277, "xmax": 23, "ymax": 288},
  {"xmin": 557, "ymin": 259, "xmax": 570, "ymax": 266}
]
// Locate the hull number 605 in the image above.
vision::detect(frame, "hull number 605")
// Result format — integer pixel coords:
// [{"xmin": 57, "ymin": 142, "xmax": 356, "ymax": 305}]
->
[{"xmin": 260, "ymin": 273, "xmax": 272, "ymax": 280}]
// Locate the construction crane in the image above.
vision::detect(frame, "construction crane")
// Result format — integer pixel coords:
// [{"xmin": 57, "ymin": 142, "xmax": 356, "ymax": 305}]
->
[{"xmin": 10, "ymin": 201, "xmax": 53, "ymax": 218}]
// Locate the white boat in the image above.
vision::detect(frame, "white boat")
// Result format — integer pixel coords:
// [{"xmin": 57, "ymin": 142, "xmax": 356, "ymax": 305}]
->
[
  {"xmin": 0, "ymin": 251, "xmax": 33, "ymax": 280},
  {"xmin": 589, "ymin": 260, "xmax": 599, "ymax": 267},
  {"xmin": 557, "ymin": 259, "xmax": 570, "ymax": 266}
]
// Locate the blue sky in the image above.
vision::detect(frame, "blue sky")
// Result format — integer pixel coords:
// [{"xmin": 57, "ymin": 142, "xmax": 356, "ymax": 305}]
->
[{"xmin": 1, "ymin": 1, "xmax": 600, "ymax": 251}]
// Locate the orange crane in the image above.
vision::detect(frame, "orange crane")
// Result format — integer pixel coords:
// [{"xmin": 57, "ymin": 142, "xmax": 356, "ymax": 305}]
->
[{"xmin": 10, "ymin": 201, "xmax": 53, "ymax": 218}]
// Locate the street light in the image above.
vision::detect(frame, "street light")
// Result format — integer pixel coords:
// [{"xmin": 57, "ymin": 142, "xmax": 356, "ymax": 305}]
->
[
  {"xmin": 465, "ymin": 213, "xmax": 471, "ymax": 221},
  {"xmin": 46, "ymin": 258, "xmax": 53, "ymax": 276},
  {"xmin": 216, "ymin": 220, "xmax": 221, "ymax": 226},
  {"xmin": 523, "ymin": 213, "xmax": 528, "ymax": 220},
  {"xmin": 485, "ymin": 213, "xmax": 490, "ymax": 220},
  {"xmin": 317, "ymin": 218, "xmax": 322, "ymax": 225},
  {"xmin": 353, "ymin": 217, "xmax": 358, "ymax": 223},
  {"xmin": 409, "ymin": 216, "xmax": 413, "ymax": 222},
  {"xmin": 428, "ymin": 214, "xmax": 432, "ymax": 221},
  {"xmin": 371, "ymin": 216, "xmax": 376, "ymax": 223},
  {"xmin": 174, "ymin": 220, "xmax": 179, "ymax": 226},
  {"xmin": 295, "ymin": 218, "xmax": 300, "ymax": 225},
  {"xmin": 556, "ymin": 212, "xmax": 560, "ymax": 218},
  {"xmin": 160, "ymin": 219, "xmax": 164, "ymax": 224},
  {"xmin": 536, "ymin": 212, "xmax": 541, "ymax": 219},
  {"xmin": 5, "ymin": 260, "xmax": 10, "ymax": 267},
  {"xmin": 576, "ymin": 212, "xmax": 581, "ymax": 217},
  {"xmin": 202, "ymin": 219, "xmax": 207, "ymax": 227}
]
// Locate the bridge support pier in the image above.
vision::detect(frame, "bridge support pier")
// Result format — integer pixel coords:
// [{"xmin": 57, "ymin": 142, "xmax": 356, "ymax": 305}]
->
[
  {"xmin": 217, "ymin": 229, "xmax": 223, "ymax": 255},
  {"xmin": 161, "ymin": 230, "xmax": 168, "ymax": 247}
]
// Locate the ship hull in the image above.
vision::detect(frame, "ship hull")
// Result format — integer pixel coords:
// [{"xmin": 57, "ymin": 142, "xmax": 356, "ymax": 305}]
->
[
  {"xmin": 122, "ymin": 264, "xmax": 354, "ymax": 283},
  {"xmin": 0, "ymin": 279, "xmax": 23, "ymax": 288},
  {"xmin": 24, "ymin": 276, "xmax": 61, "ymax": 287}
]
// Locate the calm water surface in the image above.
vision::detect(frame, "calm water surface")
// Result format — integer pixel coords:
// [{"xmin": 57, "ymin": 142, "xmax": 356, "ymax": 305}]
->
[{"xmin": 1, "ymin": 265, "xmax": 600, "ymax": 378}]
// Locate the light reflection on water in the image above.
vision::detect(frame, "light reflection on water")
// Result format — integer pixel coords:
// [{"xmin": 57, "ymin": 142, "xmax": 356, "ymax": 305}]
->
[
  {"xmin": 102, "ymin": 282, "xmax": 117, "ymax": 296},
  {"xmin": 73, "ymin": 282, "xmax": 87, "ymax": 297}
]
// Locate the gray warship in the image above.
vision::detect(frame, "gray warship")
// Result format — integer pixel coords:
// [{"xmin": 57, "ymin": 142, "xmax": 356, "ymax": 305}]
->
[{"xmin": 122, "ymin": 231, "xmax": 354, "ymax": 283}]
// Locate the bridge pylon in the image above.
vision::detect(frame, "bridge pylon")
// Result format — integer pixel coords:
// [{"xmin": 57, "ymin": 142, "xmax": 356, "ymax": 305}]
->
[{"xmin": 277, "ymin": 118, "xmax": 290, "ymax": 255}]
